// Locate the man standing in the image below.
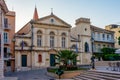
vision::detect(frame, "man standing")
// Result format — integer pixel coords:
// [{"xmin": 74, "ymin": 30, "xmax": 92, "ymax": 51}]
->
[{"xmin": 91, "ymin": 55, "xmax": 95, "ymax": 69}]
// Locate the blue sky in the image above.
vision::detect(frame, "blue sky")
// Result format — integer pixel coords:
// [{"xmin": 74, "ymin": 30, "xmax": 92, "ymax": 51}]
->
[{"xmin": 6, "ymin": 0, "xmax": 120, "ymax": 32}]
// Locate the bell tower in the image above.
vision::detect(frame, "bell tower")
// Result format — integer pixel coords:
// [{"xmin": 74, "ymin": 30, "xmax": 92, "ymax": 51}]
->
[{"xmin": 33, "ymin": 6, "xmax": 39, "ymax": 20}]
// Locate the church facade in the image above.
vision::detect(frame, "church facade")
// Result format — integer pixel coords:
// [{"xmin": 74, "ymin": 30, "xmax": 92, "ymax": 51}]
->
[{"xmin": 15, "ymin": 7, "xmax": 71, "ymax": 70}]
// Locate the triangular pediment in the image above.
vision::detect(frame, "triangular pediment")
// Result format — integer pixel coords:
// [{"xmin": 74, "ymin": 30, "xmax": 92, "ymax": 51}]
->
[{"xmin": 36, "ymin": 13, "xmax": 71, "ymax": 28}]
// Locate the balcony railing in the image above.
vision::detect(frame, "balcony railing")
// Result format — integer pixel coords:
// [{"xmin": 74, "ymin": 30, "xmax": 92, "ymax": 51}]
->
[
  {"xmin": 4, "ymin": 40, "xmax": 10, "ymax": 44},
  {"xmin": 94, "ymin": 38, "xmax": 115, "ymax": 43},
  {"xmin": 4, "ymin": 24, "xmax": 11, "ymax": 30}
]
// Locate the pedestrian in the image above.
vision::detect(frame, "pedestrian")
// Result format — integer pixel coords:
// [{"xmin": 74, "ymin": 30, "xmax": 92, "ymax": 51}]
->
[{"xmin": 91, "ymin": 55, "xmax": 95, "ymax": 69}]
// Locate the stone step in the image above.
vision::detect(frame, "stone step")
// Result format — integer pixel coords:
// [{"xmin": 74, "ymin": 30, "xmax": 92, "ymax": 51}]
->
[
  {"xmin": 85, "ymin": 71, "xmax": 120, "ymax": 78},
  {"xmin": 81, "ymin": 72, "xmax": 119, "ymax": 80},
  {"xmin": 74, "ymin": 76, "xmax": 93, "ymax": 80},
  {"xmin": 80, "ymin": 74, "xmax": 106, "ymax": 80},
  {"xmin": 72, "ymin": 70, "xmax": 120, "ymax": 80},
  {"xmin": 89, "ymin": 70, "xmax": 120, "ymax": 75},
  {"xmin": 76, "ymin": 75, "xmax": 104, "ymax": 80}
]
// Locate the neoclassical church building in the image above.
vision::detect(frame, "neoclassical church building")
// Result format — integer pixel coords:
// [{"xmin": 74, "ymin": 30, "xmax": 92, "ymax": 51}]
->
[
  {"xmin": 15, "ymin": 7, "xmax": 71, "ymax": 70},
  {"xmin": 14, "ymin": 7, "xmax": 115, "ymax": 71}
]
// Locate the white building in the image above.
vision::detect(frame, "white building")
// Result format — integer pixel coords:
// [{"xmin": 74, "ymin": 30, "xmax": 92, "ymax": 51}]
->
[
  {"xmin": 71, "ymin": 18, "xmax": 114, "ymax": 63},
  {"xmin": 14, "ymin": 7, "xmax": 71, "ymax": 71}
]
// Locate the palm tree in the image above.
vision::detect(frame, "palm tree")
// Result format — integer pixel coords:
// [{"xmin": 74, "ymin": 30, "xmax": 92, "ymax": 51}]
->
[{"xmin": 55, "ymin": 50, "xmax": 78, "ymax": 70}]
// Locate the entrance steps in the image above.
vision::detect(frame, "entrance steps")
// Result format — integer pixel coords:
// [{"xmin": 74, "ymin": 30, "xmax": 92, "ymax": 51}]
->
[{"xmin": 72, "ymin": 70, "xmax": 120, "ymax": 80}]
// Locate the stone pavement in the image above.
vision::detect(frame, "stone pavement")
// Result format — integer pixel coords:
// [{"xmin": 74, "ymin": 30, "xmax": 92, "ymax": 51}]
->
[
  {"xmin": 4, "ymin": 66, "xmax": 120, "ymax": 80},
  {"xmin": 0, "ymin": 77, "xmax": 18, "ymax": 80},
  {"xmin": 4, "ymin": 68, "xmax": 55, "ymax": 80}
]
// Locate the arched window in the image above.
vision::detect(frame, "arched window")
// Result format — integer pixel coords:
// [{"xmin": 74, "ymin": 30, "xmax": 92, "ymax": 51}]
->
[
  {"xmin": 84, "ymin": 42, "xmax": 89, "ymax": 52},
  {"xmin": 61, "ymin": 33, "xmax": 66, "ymax": 48},
  {"xmin": 71, "ymin": 44, "xmax": 76, "ymax": 49},
  {"xmin": 38, "ymin": 54, "xmax": 42, "ymax": 62},
  {"xmin": 37, "ymin": 30, "xmax": 42, "ymax": 47},
  {"xmin": 50, "ymin": 32, "xmax": 55, "ymax": 48}
]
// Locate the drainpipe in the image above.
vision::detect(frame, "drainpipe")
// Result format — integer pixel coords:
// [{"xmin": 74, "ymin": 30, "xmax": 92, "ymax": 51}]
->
[{"xmin": 30, "ymin": 20, "xmax": 34, "ymax": 69}]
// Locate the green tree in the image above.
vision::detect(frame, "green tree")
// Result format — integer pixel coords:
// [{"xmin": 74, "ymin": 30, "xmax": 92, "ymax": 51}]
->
[
  {"xmin": 55, "ymin": 50, "xmax": 78, "ymax": 69},
  {"xmin": 101, "ymin": 47, "xmax": 116, "ymax": 61},
  {"xmin": 118, "ymin": 37, "xmax": 120, "ymax": 45},
  {"xmin": 101, "ymin": 47, "xmax": 116, "ymax": 54}
]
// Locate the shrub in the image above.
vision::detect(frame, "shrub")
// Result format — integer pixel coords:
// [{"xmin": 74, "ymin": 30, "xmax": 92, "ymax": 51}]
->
[{"xmin": 102, "ymin": 54, "xmax": 120, "ymax": 61}]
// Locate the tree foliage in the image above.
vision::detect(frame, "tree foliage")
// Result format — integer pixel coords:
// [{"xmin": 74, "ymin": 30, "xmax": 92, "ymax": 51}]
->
[
  {"xmin": 55, "ymin": 50, "xmax": 78, "ymax": 70},
  {"xmin": 101, "ymin": 47, "xmax": 116, "ymax": 54},
  {"xmin": 118, "ymin": 36, "xmax": 120, "ymax": 45},
  {"xmin": 101, "ymin": 47, "xmax": 119, "ymax": 61}
]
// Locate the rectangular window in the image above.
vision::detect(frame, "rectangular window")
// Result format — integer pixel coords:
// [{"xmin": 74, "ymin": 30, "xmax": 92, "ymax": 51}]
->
[
  {"xmin": 62, "ymin": 37, "xmax": 65, "ymax": 48},
  {"xmin": 38, "ymin": 55, "xmax": 42, "ymax": 62},
  {"xmin": 4, "ymin": 32, "xmax": 8, "ymax": 43},
  {"xmin": 37, "ymin": 35, "xmax": 42, "ymax": 47},
  {"xmin": 4, "ymin": 47, "xmax": 7, "ymax": 58},
  {"xmin": 107, "ymin": 34, "xmax": 109, "ymax": 40},
  {"xmin": 50, "ymin": 36, "xmax": 54, "ymax": 48},
  {"xmin": 102, "ymin": 34, "xmax": 105, "ymax": 40},
  {"xmin": 4, "ymin": 18, "xmax": 8, "ymax": 28},
  {"xmin": 98, "ymin": 33, "xmax": 100, "ymax": 40}
]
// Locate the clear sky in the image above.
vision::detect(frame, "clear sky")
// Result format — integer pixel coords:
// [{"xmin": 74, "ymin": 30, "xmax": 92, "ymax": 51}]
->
[{"xmin": 6, "ymin": 0, "xmax": 120, "ymax": 32}]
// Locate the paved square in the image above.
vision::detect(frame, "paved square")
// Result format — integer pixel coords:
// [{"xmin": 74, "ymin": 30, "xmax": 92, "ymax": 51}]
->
[{"xmin": 4, "ymin": 68, "xmax": 55, "ymax": 80}]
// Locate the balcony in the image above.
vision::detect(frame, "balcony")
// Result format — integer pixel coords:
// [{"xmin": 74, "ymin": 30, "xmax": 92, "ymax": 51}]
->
[
  {"xmin": 4, "ymin": 40, "xmax": 10, "ymax": 45},
  {"xmin": 4, "ymin": 53, "xmax": 12, "ymax": 61},
  {"xmin": 4, "ymin": 24, "xmax": 11, "ymax": 30},
  {"xmin": 15, "ymin": 46, "xmax": 31, "ymax": 50},
  {"xmin": 94, "ymin": 38, "xmax": 115, "ymax": 43}
]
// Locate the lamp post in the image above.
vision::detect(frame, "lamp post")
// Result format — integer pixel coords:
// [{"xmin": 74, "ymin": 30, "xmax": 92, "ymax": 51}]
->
[
  {"xmin": 91, "ymin": 37, "xmax": 94, "ymax": 55},
  {"xmin": 30, "ymin": 20, "xmax": 34, "ymax": 69},
  {"xmin": 91, "ymin": 37, "xmax": 95, "ymax": 69}
]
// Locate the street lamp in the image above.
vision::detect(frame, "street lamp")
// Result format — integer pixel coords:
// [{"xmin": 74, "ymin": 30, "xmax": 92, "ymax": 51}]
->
[
  {"xmin": 91, "ymin": 37, "xmax": 94, "ymax": 55},
  {"xmin": 91, "ymin": 37, "xmax": 95, "ymax": 69}
]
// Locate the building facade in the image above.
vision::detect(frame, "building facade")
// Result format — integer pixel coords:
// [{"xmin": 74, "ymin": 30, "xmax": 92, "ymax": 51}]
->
[
  {"xmin": 91, "ymin": 25, "xmax": 114, "ymax": 53},
  {"xmin": 71, "ymin": 18, "xmax": 115, "ymax": 64},
  {"xmin": 0, "ymin": 0, "xmax": 9, "ymax": 78},
  {"xmin": 4, "ymin": 11, "xmax": 15, "ymax": 72},
  {"xmin": 71, "ymin": 18, "xmax": 92, "ymax": 64},
  {"xmin": 15, "ymin": 8, "xmax": 71, "ymax": 71},
  {"xmin": 105, "ymin": 24, "xmax": 120, "ymax": 48},
  {"xmin": 14, "ymin": 8, "xmax": 115, "ymax": 71}
]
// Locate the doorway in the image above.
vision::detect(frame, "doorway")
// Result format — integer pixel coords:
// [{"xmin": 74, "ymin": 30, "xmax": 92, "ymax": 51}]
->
[
  {"xmin": 50, "ymin": 54, "xmax": 55, "ymax": 66},
  {"xmin": 21, "ymin": 55, "xmax": 27, "ymax": 67}
]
